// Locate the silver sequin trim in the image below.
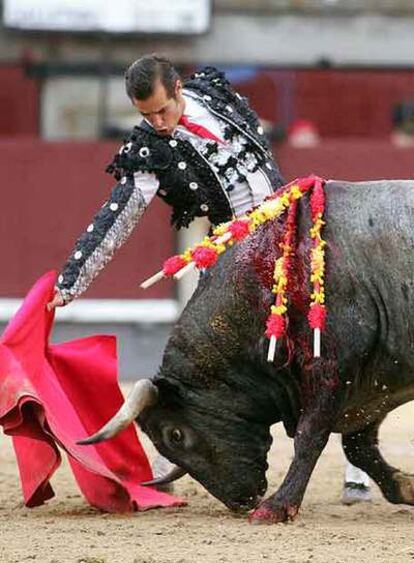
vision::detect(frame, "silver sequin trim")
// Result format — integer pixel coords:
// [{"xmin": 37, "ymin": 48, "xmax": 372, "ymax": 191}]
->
[{"xmin": 62, "ymin": 188, "xmax": 147, "ymax": 300}]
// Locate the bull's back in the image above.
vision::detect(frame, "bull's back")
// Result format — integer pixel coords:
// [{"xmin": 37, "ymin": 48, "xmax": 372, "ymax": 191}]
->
[
  {"xmin": 325, "ymin": 180, "xmax": 414, "ymax": 430},
  {"xmin": 325, "ymin": 179, "xmax": 414, "ymax": 348}
]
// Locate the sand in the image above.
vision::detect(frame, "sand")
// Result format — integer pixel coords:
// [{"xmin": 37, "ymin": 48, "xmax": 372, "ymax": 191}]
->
[{"xmin": 1, "ymin": 393, "xmax": 414, "ymax": 563}]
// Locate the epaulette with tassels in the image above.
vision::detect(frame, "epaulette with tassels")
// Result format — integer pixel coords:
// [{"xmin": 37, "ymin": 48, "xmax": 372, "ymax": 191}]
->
[{"xmin": 141, "ymin": 175, "xmax": 327, "ymax": 362}]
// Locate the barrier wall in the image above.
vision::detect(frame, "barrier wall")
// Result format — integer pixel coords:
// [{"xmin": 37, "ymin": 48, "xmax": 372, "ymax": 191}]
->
[
  {"xmin": 1, "ymin": 139, "xmax": 413, "ymax": 298},
  {"xmin": 234, "ymin": 69, "xmax": 414, "ymax": 137},
  {"xmin": 0, "ymin": 140, "xmax": 174, "ymax": 299},
  {"xmin": 4, "ymin": 63, "xmax": 414, "ymax": 140},
  {"xmin": 0, "ymin": 65, "xmax": 39, "ymax": 137},
  {"xmin": 279, "ymin": 139, "xmax": 414, "ymax": 181}
]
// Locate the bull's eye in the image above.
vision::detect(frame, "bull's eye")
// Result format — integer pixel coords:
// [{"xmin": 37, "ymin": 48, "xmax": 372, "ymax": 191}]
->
[
  {"xmin": 170, "ymin": 428, "xmax": 183, "ymax": 444},
  {"xmin": 161, "ymin": 425, "xmax": 192, "ymax": 450}
]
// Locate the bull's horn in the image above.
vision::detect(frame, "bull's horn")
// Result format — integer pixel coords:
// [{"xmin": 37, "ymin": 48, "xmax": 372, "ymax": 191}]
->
[
  {"xmin": 77, "ymin": 379, "xmax": 158, "ymax": 445},
  {"xmin": 140, "ymin": 465, "xmax": 187, "ymax": 487}
]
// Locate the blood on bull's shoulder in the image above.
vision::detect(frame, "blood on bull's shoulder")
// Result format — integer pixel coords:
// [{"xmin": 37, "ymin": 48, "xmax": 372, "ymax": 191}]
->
[{"xmin": 82, "ymin": 179, "xmax": 414, "ymax": 524}]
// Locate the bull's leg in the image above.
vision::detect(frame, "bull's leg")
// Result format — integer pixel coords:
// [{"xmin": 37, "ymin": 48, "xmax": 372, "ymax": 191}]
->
[
  {"xmin": 250, "ymin": 380, "xmax": 338, "ymax": 524},
  {"xmin": 342, "ymin": 420, "xmax": 414, "ymax": 505}
]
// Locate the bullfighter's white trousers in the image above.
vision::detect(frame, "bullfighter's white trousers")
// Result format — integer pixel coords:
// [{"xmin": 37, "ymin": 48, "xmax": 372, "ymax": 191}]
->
[{"xmin": 345, "ymin": 461, "xmax": 370, "ymax": 487}]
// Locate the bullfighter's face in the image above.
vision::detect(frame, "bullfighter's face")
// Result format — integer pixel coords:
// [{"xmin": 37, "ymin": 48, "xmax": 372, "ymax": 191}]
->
[
  {"xmin": 139, "ymin": 390, "xmax": 272, "ymax": 512},
  {"xmin": 133, "ymin": 79, "xmax": 185, "ymax": 137}
]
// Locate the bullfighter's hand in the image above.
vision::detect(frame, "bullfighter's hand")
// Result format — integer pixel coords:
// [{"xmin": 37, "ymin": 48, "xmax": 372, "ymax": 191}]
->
[{"xmin": 47, "ymin": 290, "xmax": 65, "ymax": 311}]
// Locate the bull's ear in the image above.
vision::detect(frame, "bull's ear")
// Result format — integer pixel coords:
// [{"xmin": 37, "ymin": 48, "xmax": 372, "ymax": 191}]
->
[
  {"xmin": 77, "ymin": 379, "xmax": 158, "ymax": 445},
  {"xmin": 153, "ymin": 376, "xmax": 185, "ymax": 405}
]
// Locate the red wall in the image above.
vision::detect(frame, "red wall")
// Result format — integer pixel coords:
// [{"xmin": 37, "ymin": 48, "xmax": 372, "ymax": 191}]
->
[
  {"xmin": 1, "ymin": 139, "xmax": 414, "ymax": 299},
  {"xmin": 0, "ymin": 65, "xmax": 39, "ymax": 137},
  {"xmin": 278, "ymin": 139, "xmax": 414, "ymax": 181},
  {"xmin": 0, "ymin": 140, "xmax": 174, "ymax": 299},
  {"xmin": 2, "ymin": 63, "xmax": 414, "ymax": 140},
  {"xmin": 294, "ymin": 70, "xmax": 414, "ymax": 138},
  {"xmin": 235, "ymin": 69, "xmax": 414, "ymax": 138}
]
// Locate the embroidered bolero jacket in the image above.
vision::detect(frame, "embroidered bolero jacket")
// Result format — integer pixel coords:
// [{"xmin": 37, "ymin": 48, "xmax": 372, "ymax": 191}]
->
[{"xmin": 57, "ymin": 67, "xmax": 285, "ymax": 302}]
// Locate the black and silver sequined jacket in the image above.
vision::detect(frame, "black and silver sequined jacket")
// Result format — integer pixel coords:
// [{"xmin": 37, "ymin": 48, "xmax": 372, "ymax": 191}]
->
[{"xmin": 57, "ymin": 66, "xmax": 285, "ymax": 302}]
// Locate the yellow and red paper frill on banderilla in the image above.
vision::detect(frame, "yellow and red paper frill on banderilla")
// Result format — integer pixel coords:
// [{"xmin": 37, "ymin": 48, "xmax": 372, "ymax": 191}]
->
[{"xmin": 141, "ymin": 175, "xmax": 327, "ymax": 362}]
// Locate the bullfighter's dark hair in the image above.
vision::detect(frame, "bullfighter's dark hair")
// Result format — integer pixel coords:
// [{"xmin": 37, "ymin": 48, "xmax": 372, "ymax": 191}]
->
[{"xmin": 125, "ymin": 54, "xmax": 180, "ymax": 101}]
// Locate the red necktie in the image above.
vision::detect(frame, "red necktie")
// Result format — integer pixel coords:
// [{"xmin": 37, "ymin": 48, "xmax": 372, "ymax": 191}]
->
[{"xmin": 178, "ymin": 114, "xmax": 224, "ymax": 144}]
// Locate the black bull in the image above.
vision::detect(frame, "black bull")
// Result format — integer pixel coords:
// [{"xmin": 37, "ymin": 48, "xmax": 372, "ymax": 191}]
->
[{"xmin": 83, "ymin": 180, "xmax": 414, "ymax": 523}]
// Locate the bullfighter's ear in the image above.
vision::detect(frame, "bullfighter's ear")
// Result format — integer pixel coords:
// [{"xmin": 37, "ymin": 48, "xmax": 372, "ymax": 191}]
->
[{"xmin": 175, "ymin": 79, "xmax": 183, "ymax": 98}]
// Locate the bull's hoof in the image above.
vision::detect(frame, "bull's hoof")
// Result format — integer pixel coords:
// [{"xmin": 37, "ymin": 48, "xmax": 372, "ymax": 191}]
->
[
  {"xmin": 393, "ymin": 471, "xmax": 414, "ymax": 504},
  {"xmin": 249, "ymin": 501, "xmax": 299, "ymax": 525}
]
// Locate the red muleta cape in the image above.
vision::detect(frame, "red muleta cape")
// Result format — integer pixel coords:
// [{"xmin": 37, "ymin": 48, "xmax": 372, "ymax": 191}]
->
[{"xmin": 0, "ymin": 271, "xmax": 185, "ymax": 512}]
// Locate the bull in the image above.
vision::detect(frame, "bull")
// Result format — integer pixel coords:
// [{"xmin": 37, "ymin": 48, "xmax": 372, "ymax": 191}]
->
[{"xmin": 80, "ymin": 179, "xmax": 414, "ymax": 524}]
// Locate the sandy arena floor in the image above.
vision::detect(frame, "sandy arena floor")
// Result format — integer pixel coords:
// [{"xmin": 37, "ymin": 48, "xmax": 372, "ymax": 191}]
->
[{"xmin": 1, "ymin": 390, "xmax": 414, "ymax": 563}]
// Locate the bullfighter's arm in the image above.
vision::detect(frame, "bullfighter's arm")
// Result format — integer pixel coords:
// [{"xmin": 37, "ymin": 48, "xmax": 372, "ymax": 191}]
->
[{"xmin": 55, "ymin": 171, "xmax": 159, "ymax": 304}]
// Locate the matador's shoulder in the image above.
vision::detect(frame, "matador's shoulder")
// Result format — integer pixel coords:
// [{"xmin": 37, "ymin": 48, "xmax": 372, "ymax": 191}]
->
[
  {"xmin": 184, "ymin": 66, "xmax": 233, "ymax": 98},
  {"xmin": 106, "ymin": 124, "xmax": 173, "ymax": 180},
  {"xmin": 184, "ymin": 67, "xmax": 260, "ymax": 122}
]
